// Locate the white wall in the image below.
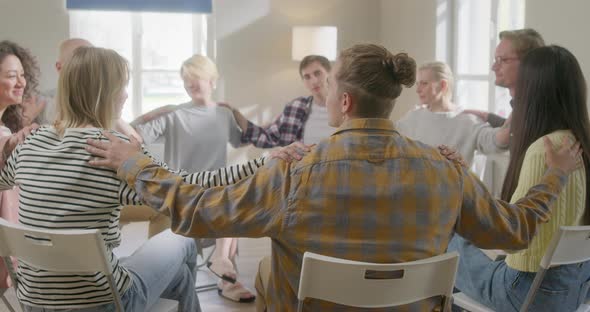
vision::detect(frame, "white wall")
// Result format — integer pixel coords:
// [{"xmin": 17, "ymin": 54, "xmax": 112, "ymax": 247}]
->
[
  {"xmin": 525, "ymin": 0, "xmax": 590, "ymax": 109},
  {"xmin": 4, "ymin": 0, "xmax": 588, "ymax": 160},
  {"xmin": 0, "ymin": 0, "xmax": 382, "ymax": 164},
  {"xmin": 0, "ymin": 0, "xmax": 69, "ymax": 91},
  {"xmin": 379, "ymin": 0, "xmax": 437, "ymax": 122},
  {"xmin": 214, "ymin": 0, "xmax": 382, "ymax": 162}
]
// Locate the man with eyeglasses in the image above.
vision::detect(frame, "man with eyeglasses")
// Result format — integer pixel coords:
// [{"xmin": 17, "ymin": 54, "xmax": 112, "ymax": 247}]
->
[{"xmin": 463, "ymin": 29, "xmax": 545, "ymax": 127}]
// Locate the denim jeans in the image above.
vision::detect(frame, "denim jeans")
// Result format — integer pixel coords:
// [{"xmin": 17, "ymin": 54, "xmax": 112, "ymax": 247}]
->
[
  {"xmin": 22, "ymin": 229, "xmax": 201, "ymax": 312},
  {"xmin": 448, "ymin": 234, "xmax": 590, "ymax": 312}
]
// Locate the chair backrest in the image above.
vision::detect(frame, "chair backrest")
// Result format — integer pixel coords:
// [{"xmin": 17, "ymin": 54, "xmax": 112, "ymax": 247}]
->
[
  {"xmin": 0, "ymin": 218, "xmax": 112, "ymax": 274},
  {"xmin": 297, "ymin": 251, "xmax": 459, "ymax": 310},
  {"xmin": 0, "ymin": 218, "xmax": 124, "ymax": 312},
  {"xmin": 541, "ymin": 226, "xmax": 590, "ymax": 269},
  {"xmin": 520, "ymin": 226, "xmax": 590, "ymax": 312}
]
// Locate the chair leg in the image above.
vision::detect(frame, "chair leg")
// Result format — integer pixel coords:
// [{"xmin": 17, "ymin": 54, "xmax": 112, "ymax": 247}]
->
[
  {"xmin": 297, "ymin": 300, "xmax": 303, "ymax": 312},
  {"xmin": 1, "ymin": 294, "xmax": 17, "ymax": 312},
  {"xmin": 106, "ymin": 274, "xmax": 124, "ymax": 312},
  {"xmin": 520, "ymin": 268, "xmax": 547, "ymax": 312},
  {"xmin": 195, "ymin": 242, "xmax": 218, "ymax": 293},
  {"xmin": 3, "ymin": 257, "xmax": 24, "ymax": 312},
  {"xmin": 441, "ymin": 295, "xmax": 452, "ymax": 312}
]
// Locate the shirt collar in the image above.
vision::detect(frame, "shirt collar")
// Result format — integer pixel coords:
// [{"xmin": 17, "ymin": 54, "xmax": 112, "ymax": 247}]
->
[{"xmin": 331, "ymin": 118, "xmax": 398, "ymax": 136}]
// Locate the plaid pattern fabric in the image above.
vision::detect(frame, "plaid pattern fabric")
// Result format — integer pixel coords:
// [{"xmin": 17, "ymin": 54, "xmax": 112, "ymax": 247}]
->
[
  {"xmin": 241, "ymin": 96, "xmax": 313, "ymax": 147},
  {"xmin": 119, "ymin": 118, "xmax": 567, "ymax": 312}
]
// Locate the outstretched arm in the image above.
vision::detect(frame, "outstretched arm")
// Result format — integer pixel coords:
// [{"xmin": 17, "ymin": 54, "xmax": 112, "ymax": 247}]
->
[
  {"xmin": 218, "ymin": 103, "xmax": 248, "ymax": 132},
  {"xmin": 85, "ymin": 131, "xmax": 292, "ymax": 238},
  {"xmin": 456, "ymin": 137, "xmax": 581, "ymax": 250},
  {"xmin": 113, "ymin": 119, "xmax": 143, "ymax": 144}
]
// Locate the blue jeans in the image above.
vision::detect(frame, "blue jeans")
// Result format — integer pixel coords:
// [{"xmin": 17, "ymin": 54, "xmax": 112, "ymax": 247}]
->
[
  {"xmin": 22, "ymin": 229, "xmax": 201, "ymax": 312},
  {"xmin": 448, "ymin": 234, "xmax": 590, "ymax": 311}
]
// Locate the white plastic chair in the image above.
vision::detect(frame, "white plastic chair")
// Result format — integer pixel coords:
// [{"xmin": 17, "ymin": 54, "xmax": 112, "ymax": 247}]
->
[
  {"xmin": 454, "ymin": 226, "xmax": 590, "ymax": 312},
  {"xmin": 296, "ymin": 251, "xmax": 459, "ymax": 311},
  {"xmin": 0, "ymin": 218, "xmax": 178, "ymax": 312},
  {"xmin": 0, "ymin": 286, "xmax": 16, "ymax": 312}
]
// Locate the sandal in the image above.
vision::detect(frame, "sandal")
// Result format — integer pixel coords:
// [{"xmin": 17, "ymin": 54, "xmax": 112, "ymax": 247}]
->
[
  {"xmin": 217, "ymin": 279, "xmax": 256, "ymax": 303},
  {"xmin": 207, "ymin": 261, "xmax": 237, "ymax": 284}
]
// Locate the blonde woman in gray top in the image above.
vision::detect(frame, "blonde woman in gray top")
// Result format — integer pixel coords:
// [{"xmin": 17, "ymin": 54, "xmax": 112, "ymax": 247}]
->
[
  {"xmin": 396, "ymin": 61, "xmax": 511, "ymax": 167},
  {"xmin": 132, "ymin": 54, "xmax": 256, "ymax": 302}
]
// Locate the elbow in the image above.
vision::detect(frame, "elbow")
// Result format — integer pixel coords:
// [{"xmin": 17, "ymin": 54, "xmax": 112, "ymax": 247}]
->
[{"xmin": 506, "ymin": 239, "xmax": 531, "ymax": 250}]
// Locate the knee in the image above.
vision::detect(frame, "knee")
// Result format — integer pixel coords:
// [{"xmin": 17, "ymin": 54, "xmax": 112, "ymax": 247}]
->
[
  {"xmin": 161, "ymin": 230, "xmax": 197, "ymax": 259},
  {"xmin": 181, "ymin": 236, "xmax": 198, "ymax": 258},
  {"xmin": 256, "ymin": 256, "xmax": 271, "ymax": 290},
  {"xmin": 446, "ymin": 233, "xmax": 466, "ymax": 252}
]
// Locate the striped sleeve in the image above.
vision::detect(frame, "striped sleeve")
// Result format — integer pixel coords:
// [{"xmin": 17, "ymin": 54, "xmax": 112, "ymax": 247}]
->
[
  {"xmin": 139, "ymin": 146, "xmax": 265, "ymax": 185},
  {"xmin": 184, "ymin": 157, "xmax": 265, "ymax": 186},
  {"xmin": 118, "ymin": 155, "xmax": 266, "ymax": 206}
]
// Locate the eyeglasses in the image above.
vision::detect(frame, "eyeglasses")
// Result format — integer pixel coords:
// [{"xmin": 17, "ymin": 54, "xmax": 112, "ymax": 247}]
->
[{"xmin": 493, "ymin": 56, "xmax": 519, "ymax": 66}]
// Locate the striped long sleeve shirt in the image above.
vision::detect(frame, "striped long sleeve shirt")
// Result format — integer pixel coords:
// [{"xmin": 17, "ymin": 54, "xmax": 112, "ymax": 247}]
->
[
  {"xmin": 0, "ymin": 126, "xmax": 264, "ymax": 309},
  {"xmin": 119, "ymin": 118, "xmax": 568, "ymax": 312}
]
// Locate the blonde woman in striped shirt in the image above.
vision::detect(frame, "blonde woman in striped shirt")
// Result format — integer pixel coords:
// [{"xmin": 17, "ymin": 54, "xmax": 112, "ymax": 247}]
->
[{"xmin": 0, "ymin": 47, "xmax": 301, "ymax": 312}]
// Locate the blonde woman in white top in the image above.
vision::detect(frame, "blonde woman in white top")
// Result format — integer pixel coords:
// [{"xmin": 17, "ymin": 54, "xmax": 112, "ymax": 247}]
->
[
  {"xmin": 132, "ymin": 54, "xmax": 256, "ymax": 302},
  {"xmin": 396, "ymin": 61, "xmax": 511, "ymax": 167}
]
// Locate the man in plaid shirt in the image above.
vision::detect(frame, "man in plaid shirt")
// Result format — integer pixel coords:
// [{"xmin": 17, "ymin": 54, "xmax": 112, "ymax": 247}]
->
[
  {"xmin": 87, "ymin": 44, "xmax": 580, "ymax": 311},
  {"xmin": 224, "ymin": 55, "xmax": 334, "ymax": 147}
]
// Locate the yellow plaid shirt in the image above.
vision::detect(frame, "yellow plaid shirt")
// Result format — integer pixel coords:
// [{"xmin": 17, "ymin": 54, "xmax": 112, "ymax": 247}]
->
[{"xmin": 118, "ymin": 118, "xmax": 567, "ymax": 311}]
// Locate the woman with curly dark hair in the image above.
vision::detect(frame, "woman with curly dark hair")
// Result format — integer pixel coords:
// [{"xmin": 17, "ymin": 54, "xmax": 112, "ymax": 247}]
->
[
  {"xmin": 0, "ymin": 40, "xmax": 40, "ymax": 289},
  {"xmin": 0, "ymin": 40, "xmax": 40, "ymax": 132}
]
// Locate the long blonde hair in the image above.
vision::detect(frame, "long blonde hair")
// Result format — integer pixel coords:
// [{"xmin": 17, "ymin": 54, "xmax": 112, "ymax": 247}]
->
[{"xmin": 55, "ymin": 47, "xmax": 128, "ymax": 135}]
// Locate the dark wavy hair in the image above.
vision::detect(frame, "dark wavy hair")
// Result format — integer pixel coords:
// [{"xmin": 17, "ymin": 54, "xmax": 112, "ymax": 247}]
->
[
  {"xmin": 501, "ymin": 45, "xmax": 590, "ymax": 224},
  {"xmin": 0, "ymin": 40, "xmax": 40, "ymax": 132}
]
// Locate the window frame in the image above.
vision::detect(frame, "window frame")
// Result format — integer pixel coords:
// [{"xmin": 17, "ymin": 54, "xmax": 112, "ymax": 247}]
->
[
  {"xmin": 69, "ymin": 11, "xmax": 214, "ymax": 120},
  {"xmin": 437, "ymin": 0, "xmax": 524, "ymax": 115}
]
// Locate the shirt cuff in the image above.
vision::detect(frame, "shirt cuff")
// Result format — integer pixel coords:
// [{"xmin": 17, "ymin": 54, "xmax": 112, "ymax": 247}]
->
[
  {"xmin": 487, "ymin": 114, "xmax": 506, "ymax": 128},
  {"xmin": 241, "ymin": 120, "xmax": 256, "ymax": 143},
  {"xmin": 544, "ymin": 167, "xmax": 568, "ymax": 191},
  {"xmin": 117, "ymin": 153, "xmax": 153, "ymax": 186}
]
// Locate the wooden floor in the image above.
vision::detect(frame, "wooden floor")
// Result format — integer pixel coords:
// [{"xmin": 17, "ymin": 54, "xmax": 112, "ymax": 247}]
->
[{"xmin": 0, "ymin": 222, "xmax": 271, "ymax": 312}]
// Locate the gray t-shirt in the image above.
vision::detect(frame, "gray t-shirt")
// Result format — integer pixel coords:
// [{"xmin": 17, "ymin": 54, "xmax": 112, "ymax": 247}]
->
[
  {"xmin": 303, "ymin": 103, "xmax": 333, "ymax": 145},
  {"xmin": 134, "ymin": 102, "xmax": 242, "ymax": 172},
  {"xmin": 396, "ymin": 107, "xmax": 506, "ymax": 166}
]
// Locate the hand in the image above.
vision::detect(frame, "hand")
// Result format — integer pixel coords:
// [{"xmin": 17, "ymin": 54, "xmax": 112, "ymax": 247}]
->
[
  {"xmin": 21, "ymin": 95, "xmax": 46, "ymax": 126},
  {"xmin": 461, "ymin": 109, "xmax": 489, "ymax": 122},
  {"xmin": 218, "ymin": 102, "xmax": 248, "ymax": 132},
  {"xmin": 132, "ymin": 105, "xmax": 176, "ymax": 125},
  {"xmin": 217, "ymin": 102, "xmax": 234, "ymax": 111},
  {"xmin": 544, "ymin": 136, "xmax": 583, "ymax": 174},
  {"xmin": 438, "ymin": 145, "xmax": 467, "ymax": 167},
  {"xmin": 2, "ymin": 123, "xmax": 39, "ymax": 161},
  {"xmin": 268, "ymin": 142, "xmax": 314, "ymax": 162},
  {"xmin": 113, "ymin": 118, "xmax": 144, "ymax": 144},
  {"xmin": 85, "ymin": 131, "xmax": 142, "ymax": 170}
]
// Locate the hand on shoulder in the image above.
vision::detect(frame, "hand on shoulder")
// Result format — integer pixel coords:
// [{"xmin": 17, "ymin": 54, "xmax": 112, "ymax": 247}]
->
[{"xmin": 544, "ymin": 135, "xmax": 583, "ymax": 175}]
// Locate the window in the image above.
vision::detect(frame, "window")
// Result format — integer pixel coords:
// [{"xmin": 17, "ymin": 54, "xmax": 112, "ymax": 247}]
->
[
  {"xmin": 69, "ymin": 11, "xmax": 209, "ymax": 121},
  {"xmin": 437, "ymin": 0, "xmax": 525, "ymax": 117}
]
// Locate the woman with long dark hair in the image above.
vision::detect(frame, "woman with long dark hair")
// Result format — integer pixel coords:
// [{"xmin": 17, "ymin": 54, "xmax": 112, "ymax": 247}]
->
[{"xmin": 448, "ymin": 45, "xmax": 590, "ymax": 311}]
